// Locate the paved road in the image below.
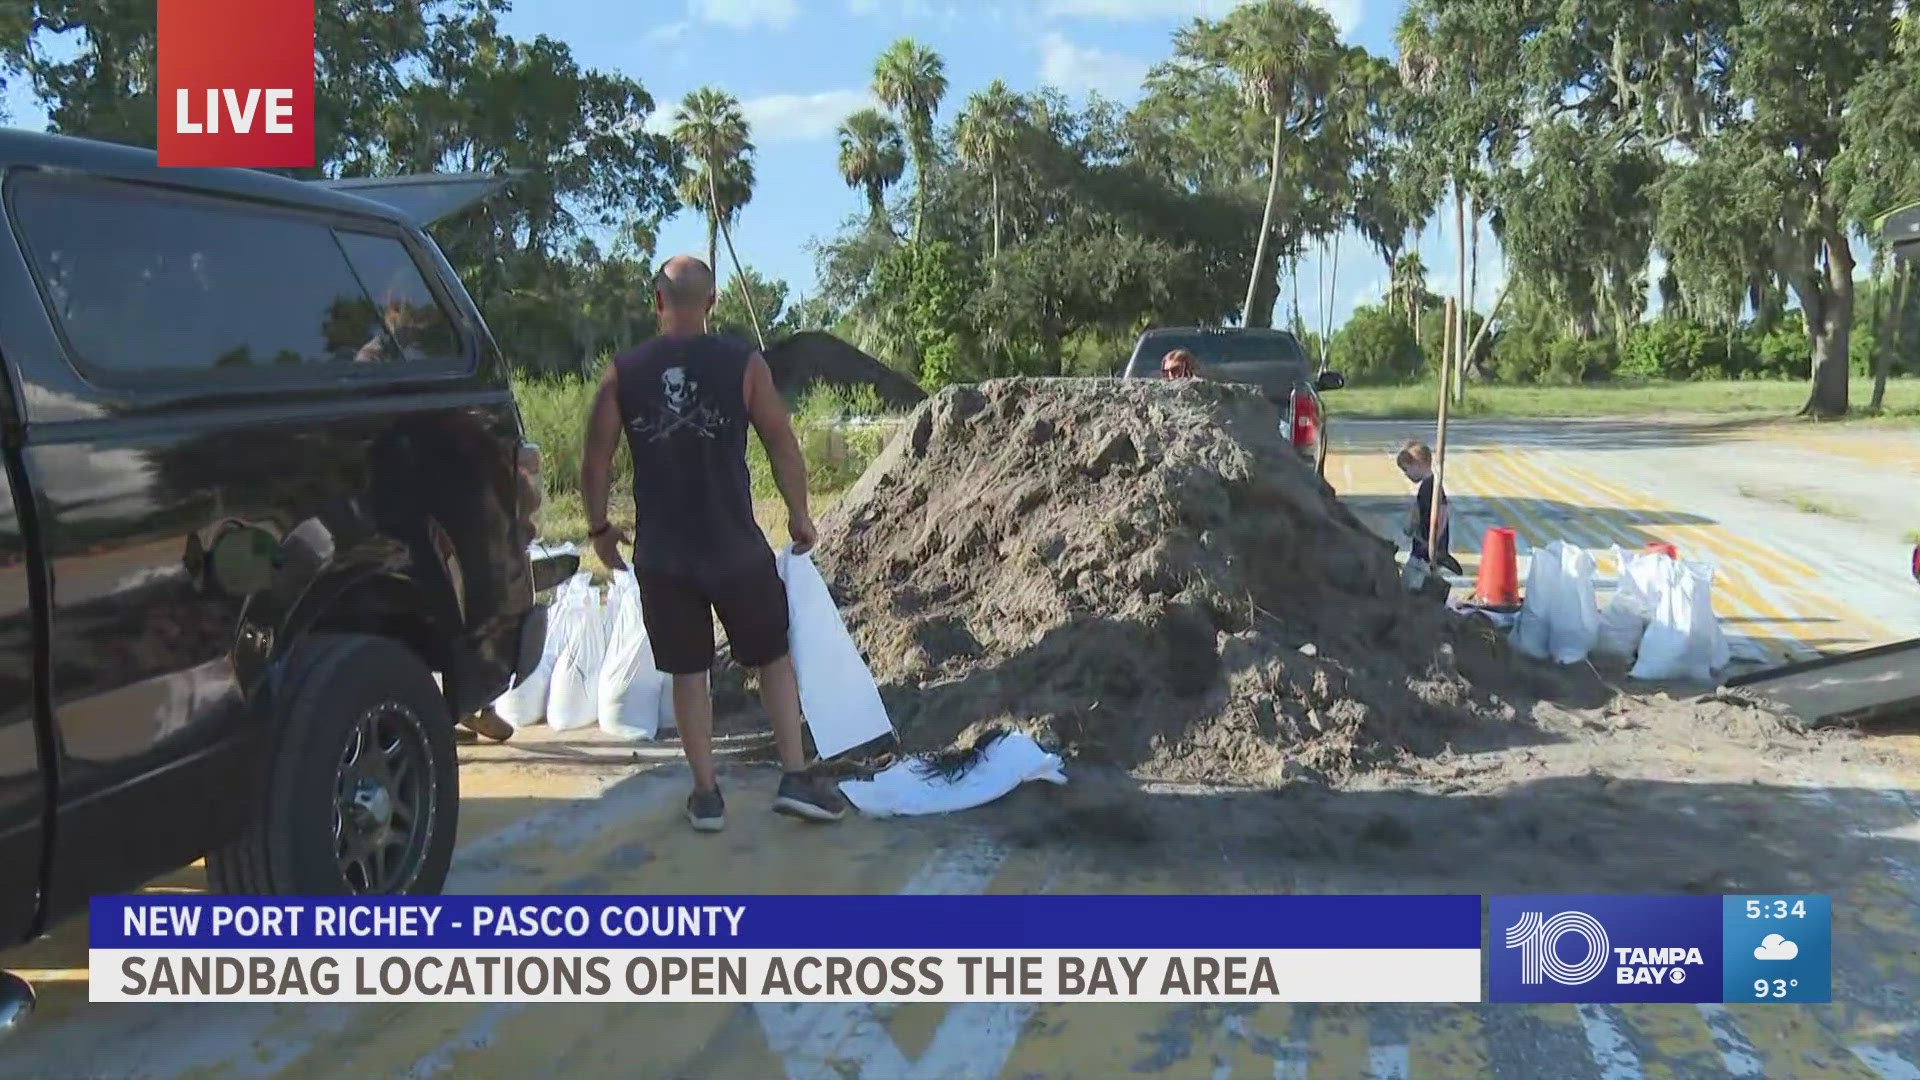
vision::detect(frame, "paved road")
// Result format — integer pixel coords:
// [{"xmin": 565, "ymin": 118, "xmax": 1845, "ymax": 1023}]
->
[
  {"xmin": 1332, "ymin": 416, "xmax": 1920, "ymax": 664},
  {"xmin": 13, "ymin": 746, "xmax": 1920, "ymax": 1079},
  {"xmin": 6, "ymin": 416, "xmax": 1920, "ymax": 1078}
]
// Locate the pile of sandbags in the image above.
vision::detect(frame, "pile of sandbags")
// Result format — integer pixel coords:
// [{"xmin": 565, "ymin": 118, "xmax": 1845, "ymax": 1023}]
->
[
  {"xmin": 488, "ymin": 572, "xmax": 676, "ymax": 741},
  {"xmin": 1512, "ymin": 543, "xmax": 1731, "ymax": 682}
]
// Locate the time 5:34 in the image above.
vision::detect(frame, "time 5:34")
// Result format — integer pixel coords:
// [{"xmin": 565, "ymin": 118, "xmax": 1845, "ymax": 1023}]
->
[{"xmin": 1747, "ymin": 900, "xmax": 1808, "ymax": 919}]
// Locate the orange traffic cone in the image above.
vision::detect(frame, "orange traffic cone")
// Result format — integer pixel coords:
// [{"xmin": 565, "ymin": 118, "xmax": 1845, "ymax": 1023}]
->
[
  {"xmin": 1476, "ymin": 527, "xmax": 1520, "ymax": 608},
  {"xmin": 1645, "ymin": 542, "xmax": 1679, "ymax": 560}
]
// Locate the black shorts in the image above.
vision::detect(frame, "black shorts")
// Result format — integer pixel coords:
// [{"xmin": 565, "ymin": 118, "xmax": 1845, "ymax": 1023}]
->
[{"xmin": 635, "ymin": 554, "xmax": 791, "ymax": 675}]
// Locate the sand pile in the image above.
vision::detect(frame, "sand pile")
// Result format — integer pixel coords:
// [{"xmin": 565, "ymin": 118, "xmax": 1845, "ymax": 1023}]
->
[
  {"xmin": 764, "ymin": 331, "xmax": 928, "ymax": 411},
  {"xmin": 814, "ymin": 377, "xmax": 1550, "ymax": 784}
]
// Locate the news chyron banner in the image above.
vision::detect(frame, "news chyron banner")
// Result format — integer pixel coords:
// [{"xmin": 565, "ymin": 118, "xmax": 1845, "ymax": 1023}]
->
[
  {"xmin": 89, "ymin": 895, "xmax": 1483, "ymax": 1004},
  {"xmin": 158, "ymin": 0, "xmax": 316, "ymax": 167},
  {"xmin": 88, "ymin": 894, "xmax": 1832, "ymax": 1006},
  {"xmin": 1488, "ymin": 894, "xmax": 1832, "ymax": 1004}
]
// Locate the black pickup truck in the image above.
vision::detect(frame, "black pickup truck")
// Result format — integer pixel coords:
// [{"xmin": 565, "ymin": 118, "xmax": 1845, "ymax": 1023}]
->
[
  {"xmin": 0, "ymin": 131, "xmax": 568, "ymax": 1030},
  {"xmin": 1120, "ymin": 326, "xmax": 1345, "ymax": 475}
]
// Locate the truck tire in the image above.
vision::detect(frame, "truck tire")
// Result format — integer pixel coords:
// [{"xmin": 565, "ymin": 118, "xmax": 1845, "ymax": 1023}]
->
[{"xmin": 205, "ymin": 633, "xmax": 459, "ymax": 896}]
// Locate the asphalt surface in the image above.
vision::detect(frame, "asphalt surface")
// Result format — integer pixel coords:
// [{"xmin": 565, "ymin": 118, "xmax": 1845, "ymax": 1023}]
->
[{"xmin": 5, "ymin": 415, "xmax": 1920, "ymax": 1079}]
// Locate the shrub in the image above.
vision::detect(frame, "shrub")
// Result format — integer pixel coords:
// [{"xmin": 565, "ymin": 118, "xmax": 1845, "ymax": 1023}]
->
[
  {"xmin": 1328, "ymin": 304, "xmax": 1424, "ymax": 384},
  {"xmin": 1487, "ymin": 327, "xmax": 1614, "ymax": 384},
  {"xmin": 1490, "ymin": 325, "xmax": 1551, "ymax": 383},
  {"xmin": 1546, "ymin": 336, "xmax": 1617, "ymax": 384},
  {"xmin": 1619, "ymin": 318, "xmax": 1763, "ymax": 380},
  {"xmin": 1754, "ymin": 315, "xmax": 1808, "ymax": 380},
  {"xmin": 796, "ymin": 381, "xmax": 887, "ymax": 422}
]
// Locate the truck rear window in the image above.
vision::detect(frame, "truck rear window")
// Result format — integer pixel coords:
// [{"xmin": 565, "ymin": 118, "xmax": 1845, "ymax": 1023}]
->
[
  {"xmin": 10, "ymin": 175, "xmax": 467, "ymax": 381},
  {"xmin": 1145, "ymin": 332, "xmax": 1307, "ymax": 366}
]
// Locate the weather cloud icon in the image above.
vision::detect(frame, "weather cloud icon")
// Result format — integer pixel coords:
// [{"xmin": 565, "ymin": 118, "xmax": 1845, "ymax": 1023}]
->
[{"xmin": 1755, "ymin": 934, "xmax": 1800, "ymax": 961}]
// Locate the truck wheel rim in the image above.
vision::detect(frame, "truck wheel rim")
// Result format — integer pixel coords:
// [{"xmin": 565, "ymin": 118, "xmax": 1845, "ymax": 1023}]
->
[{"xmin": 332, "ymin": 701, "xmax": 436, "ymax": 894}]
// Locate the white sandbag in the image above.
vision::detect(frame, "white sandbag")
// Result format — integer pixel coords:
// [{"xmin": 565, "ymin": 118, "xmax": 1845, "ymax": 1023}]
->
[
  {"xmin": 657, "ymin": 677, "xmax": 677, "ymax": 735},
  {"xmin": 1631, "ymin": 558, "xmax": 1726, "ymax": 683},
  {"xmin": 597, "ymin": 571, "xmax": 668, "ymax": 741},
  {"xmin": 1594, "ymin": 546, "xmax": 1662, "ymax": 661},
  {"xmin": 1702, "ymin": 563, "xmax": 1733, "ymax": 673},
  {"xmin": 1511, "ymin": 544, "xmax": 1556, "ymax": 660},
  {"xmin": 546, "ymin": 573, "xmax": 606, "ymax": 731},
  {"xmin": 492, "ymin": 575, "xmax": 577, "ymax": 729},
  {"xmin": 838, "ymin": 732, "xmax": 1067, "ymax": 818},
  {"xmin": 1546, "ymin": 543, "xmax": 1600, "ymax": 665},
  {"xmin": 777, "ymin": 546, "xmax": 894, "ymax": 759}
]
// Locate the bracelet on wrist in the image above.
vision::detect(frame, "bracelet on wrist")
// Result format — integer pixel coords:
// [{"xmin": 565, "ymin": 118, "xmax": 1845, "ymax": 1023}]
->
[{"xmin": 587, "ymin": 522, "xmax": 612, "ymax": 539}]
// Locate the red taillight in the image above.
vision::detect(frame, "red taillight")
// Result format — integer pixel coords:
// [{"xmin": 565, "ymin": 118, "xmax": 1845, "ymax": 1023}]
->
[
  {"xmin": 1290, "ymin": 389, "xmax": 1319, "ymax": 451},
  {"xmin": 1911, "ymin": 544, "xmax": 1919, "ymax": 584}
]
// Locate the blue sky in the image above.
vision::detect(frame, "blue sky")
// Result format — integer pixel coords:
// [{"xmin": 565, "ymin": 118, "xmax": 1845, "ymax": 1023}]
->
[
  {"xmin": 561, "ymin": 0, "xmax": 1496, "ymax": 329},
  {"xmin": 1, "ymin": 0, "xmax": 1511, "ymax": 330}
]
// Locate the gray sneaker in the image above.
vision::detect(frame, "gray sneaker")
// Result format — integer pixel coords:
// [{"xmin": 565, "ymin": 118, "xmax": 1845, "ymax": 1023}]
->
[
  {"xmin": 773, "ymin": 772, "xmax": 849, "ymax": 823},
  {"xmin": 687, "ymin": 786, "xmax": 725, "ymax": 832}
]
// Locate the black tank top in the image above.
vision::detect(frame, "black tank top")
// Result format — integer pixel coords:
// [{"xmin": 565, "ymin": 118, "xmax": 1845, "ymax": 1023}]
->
[{"xmin": 613, "ymin": 334, "xmax": 763, "ymax": 575}]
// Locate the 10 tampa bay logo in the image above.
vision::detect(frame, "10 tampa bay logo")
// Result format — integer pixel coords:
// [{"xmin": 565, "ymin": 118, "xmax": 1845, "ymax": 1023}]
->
[
  {"xmin": 1505, "ymin": 910, "xmax": 1704, "ymax": 986},
  {"xmin": 1488, "ymin": 896, "xmax": 1724, "ymax": 1003}
]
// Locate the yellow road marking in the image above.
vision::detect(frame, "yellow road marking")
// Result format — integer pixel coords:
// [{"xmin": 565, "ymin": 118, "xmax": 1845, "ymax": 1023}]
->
[
  {"xmin": 1552, "ymin": 457, "xmax": 1820, "ymax": 586},
  {"xmin": 1473, "ymin": 449, "xmax": 1891, "ymax": 658},
  {"xmin": 1750, "ymin": 426, "xmax": 1920, "ymax": 475},
  {"xmin": 1723, "ymin": 1006, "xmax": 1883, "ymax": 1078},
  {"xmin": 1617, "ymin": 1004, "xmax": 1725, "ymax": 1080},
  {"xmin": 1306, "ymin": 1003, "xmax": 1370, "ymax": 1079},
  {"xmin": 1407, "ymin": 1006, "xmax": 1492, "ymax": 1078},
  {"xmin": 262, "ymin": 770, "xmax": 931, "ymax": 1080},
  {"xmin": 1546, "ymin": 455, "xmax": 1896, "ymax": 652},
  {"xmin": 1475, "ymin": 447, "xmax": 1655, "ymax": 559},
  {"xmin": 994, "ymin": 867, "xmax": 1334, "ymax": 1080}
]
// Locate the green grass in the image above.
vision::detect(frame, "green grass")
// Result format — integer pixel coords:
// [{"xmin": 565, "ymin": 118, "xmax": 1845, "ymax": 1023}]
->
[
  {"xmin": 1739, "ymin": 484, "xmax": 1860, "ymax": 521},
  {"xmin": 1331, "ymin": 377, "xmax": 1920, "ymax": 421},
  {"xmin": 516, "ymin": 374, "xmax": 902, "ymax": 575}
]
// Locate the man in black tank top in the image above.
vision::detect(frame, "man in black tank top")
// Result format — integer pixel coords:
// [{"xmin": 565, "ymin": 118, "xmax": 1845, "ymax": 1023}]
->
[{"xmin": 580, "ymin": 256, "xmax": 848, "ymax": 832}]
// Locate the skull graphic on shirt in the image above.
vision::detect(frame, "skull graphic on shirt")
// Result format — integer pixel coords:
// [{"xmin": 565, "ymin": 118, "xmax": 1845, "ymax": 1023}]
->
[
  {"xmin": 631, "ymin": 364, "xmax": 726, "ymax": 442},
  {"xmin": 662, "ymin": 366, "xmax": 694, "ymax": 413}
]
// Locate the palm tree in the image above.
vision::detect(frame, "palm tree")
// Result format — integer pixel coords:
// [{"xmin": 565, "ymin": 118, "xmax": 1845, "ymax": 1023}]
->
[
  {"xmin": 871, "ymin": 38, "xmax": 949, "ymax": 240},
  {"xmin": 955, "ymin": 80, "xmax": 1021, "ymax": 266},
  {"xmin": 836, "ymin": 108, "xmax": 907, "ymax": 229},
  {"xmin": 1394, "ymin": 251, "xmax": 1429, "ymax": 328},
  {"xmin": 670, "ymin": 87, "xmax": 755, "ymax": 275},
  {"xmin": 1182, "ymin": 1, "xmax": 1341, "ymax": 327}
]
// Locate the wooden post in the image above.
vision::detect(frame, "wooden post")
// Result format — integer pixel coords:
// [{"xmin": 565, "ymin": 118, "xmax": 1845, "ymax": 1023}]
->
[
  {"xmin": 1454, "ymin": 185, "xmax": 1469, "ymax": 405},
  {"xmin": 1428, "ymin": 298, "xmax": 1456, "ymax": 574}
]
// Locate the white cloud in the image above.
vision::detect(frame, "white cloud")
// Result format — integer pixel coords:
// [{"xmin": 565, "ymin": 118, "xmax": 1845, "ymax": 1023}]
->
[
  {"xmin": 1037, "ymin": 33, "xmax": 1151, "ymax": 99},
  {"xmin": 1755, "ymin": 934, "xmax": 1800, "ymax": 961},
  {"xmin": 643, "ymin": 90, "xmax": 876, "ymax": 143},
  {"xmin": 643, "ymin": 19, "xmax": 692, "ymax": 44},
  {"xmin": 691, "ymin": 0, "xmax": 798, "ymax": 30},
  {"xmin": 846, "ymin": 0, "xmax": 943, "ymax": 15},
  {"xmin": 1042, "ymin": 0, "xmax": 1362, "ymax": 36},
  {"xmin": 742, "ymin": 90, "xmax": 880, "ymax": 142}
]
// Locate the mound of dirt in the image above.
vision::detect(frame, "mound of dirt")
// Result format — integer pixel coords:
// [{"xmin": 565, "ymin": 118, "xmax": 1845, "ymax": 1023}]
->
[
  {"xmin": 815, "ymin": 377, "xmax": 1586, "ymax": 784},
  {"xmin": 764, "ymin": 331, "xmax": 927, "ymax": 411}
]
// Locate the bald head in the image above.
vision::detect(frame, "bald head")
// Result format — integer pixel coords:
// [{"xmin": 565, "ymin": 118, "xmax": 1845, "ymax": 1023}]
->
[{"xmin": 654, "ymin": 255, "xmax": 717, "ymax": 313}]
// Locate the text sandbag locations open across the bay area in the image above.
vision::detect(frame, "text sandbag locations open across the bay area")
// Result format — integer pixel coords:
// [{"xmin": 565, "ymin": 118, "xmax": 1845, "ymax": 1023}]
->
[{"xmin": 85, "ymin": 894, "xmax": 1486, "ymax": 1004}]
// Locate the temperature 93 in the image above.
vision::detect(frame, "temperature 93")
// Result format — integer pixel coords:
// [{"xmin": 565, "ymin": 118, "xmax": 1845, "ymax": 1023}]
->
[{"xmin": 1755, "ymin": 978, "xmax": 1801, "ymax": 999}]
